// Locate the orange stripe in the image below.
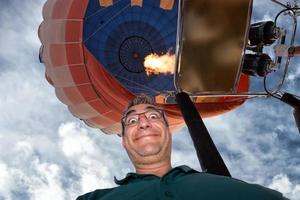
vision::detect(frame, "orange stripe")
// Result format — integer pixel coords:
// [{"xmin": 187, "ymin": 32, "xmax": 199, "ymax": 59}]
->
[
  {"xmin": 46, "ymin": 64, "xmax": 90, "ymax": 88},
  {"xmin": 43, "ymin": 0, "xmax": 89, "ymax": 19},
  {"xmin": 101, "ymin": 123, "xmax": 122, "ymax": 135},
  {"xmin": 77, "ymin": 84, "xmax": 98, "ymax": 102},
  {"xmin": 68, "ymin": 0, "xmax": 89, "ymax": 19},
  {"xmin": 40, "ymin": 20, "xmax": 83, "ymax": 44},
  {"xmin": 160, "ymin": 0, "xmax": 174, "ymax": 10},
  {"xmin": 44, "ymin": 43, "xmax": 84, "ymax": 67},
  {"xmin": 69, "ymin": 102, "xmax": 101, "ymax": 119},
  {"xmin": 65, "ymin": 20, "xmax": 83, "ymax": 43},
  {"xmin": 85, "ymin": 115, "xmax": 116, "ymax": 129},
  {"xmin": 131, "ymin": 0, "xmax": 143, "ymax": 7},
  {"xmin": 55, "ymin": 87, "xmax": 84, "ymax": 105},
  {"xmin": 69, "ymin": 65, "xmax": 90, "ymax": 86},
  {"xmin": 99, "ymin": 0, "xmax": 113, "ymax": 7},
  {"xmin": 55, "ymin": 88, "xmax": 73, "ymax": 105},
  {"xmin": 46, "ymin": 65, "xmax": 74, "ymax": 88},
  {"xmin": 69, "ymin": 99, "xmax": 112, "ymax": 119},
  {"xmin": 55, "ymin": 84, "xmax": 100, "ymax": 105}
]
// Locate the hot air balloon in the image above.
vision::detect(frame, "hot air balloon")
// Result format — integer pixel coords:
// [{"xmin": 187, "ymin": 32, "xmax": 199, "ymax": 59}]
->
[{"xmin": 38, "ymin": 0, "xmax": 249, "ymax": 135}]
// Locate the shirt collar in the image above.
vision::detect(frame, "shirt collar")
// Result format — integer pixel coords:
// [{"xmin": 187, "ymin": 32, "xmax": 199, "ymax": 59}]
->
[{"xmin": 114, "ymin": 165, "xmax": 198, "ymax": 185}]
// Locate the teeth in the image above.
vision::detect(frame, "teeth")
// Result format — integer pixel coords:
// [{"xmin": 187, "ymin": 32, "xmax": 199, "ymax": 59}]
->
[{"xmin": 136, "ymin": 134, "xmax": 157, "ymax": 140}]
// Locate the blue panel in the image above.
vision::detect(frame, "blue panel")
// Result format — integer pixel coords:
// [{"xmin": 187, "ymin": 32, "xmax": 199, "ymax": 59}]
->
[{"xmin": 83, "ymin": 0, "xmax": 178, "ymax": 96}]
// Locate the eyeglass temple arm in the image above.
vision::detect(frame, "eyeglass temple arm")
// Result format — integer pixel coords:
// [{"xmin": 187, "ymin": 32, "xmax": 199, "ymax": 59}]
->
[{"xmin": 175, "ymin": 92, "xmax": 231, "ymax": 177}]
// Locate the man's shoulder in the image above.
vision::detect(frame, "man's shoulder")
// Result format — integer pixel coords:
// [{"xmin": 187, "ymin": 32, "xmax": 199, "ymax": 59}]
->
[
  {"xmin": 76, "ymin": 188, "xmax": 116, "ymax": 200},
  {"xmin": 193, "ymin": 172, "xmax": 285, "ymax": 199}
]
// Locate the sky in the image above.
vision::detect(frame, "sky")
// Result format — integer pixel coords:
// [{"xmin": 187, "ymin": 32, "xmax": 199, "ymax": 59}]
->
[{"xmin": 0, "ymin": 0, "xmax": 299, "ymax": 200}]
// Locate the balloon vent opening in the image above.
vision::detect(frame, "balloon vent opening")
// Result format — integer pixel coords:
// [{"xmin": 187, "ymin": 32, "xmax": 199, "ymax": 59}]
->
[{"xmin": 119, "ymin": 36, "xmax": 153, "ymax": 73}]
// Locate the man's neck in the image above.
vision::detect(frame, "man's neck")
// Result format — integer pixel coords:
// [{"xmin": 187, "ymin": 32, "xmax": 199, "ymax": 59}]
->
[{"xmin": 135, "ymin": 162, "xmax": 172, "ymax": 177}]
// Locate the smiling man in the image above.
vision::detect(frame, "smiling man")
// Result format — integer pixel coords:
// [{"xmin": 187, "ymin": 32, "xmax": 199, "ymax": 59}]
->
[
  {"xmin": 121, "ymin": 101, "xmax": 172, "ymax": 177},
  {"xmin": 76, "ymin": 95, "xmax": 288, "ymax": 200}
]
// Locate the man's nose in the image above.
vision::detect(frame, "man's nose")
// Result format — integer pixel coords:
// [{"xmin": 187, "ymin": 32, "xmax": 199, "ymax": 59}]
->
[{"xmin": 138, "ymin": 114, "xmax": 151, "ymax": 129}]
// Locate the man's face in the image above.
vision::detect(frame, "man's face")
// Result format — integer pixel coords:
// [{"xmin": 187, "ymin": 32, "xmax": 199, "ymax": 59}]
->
[{"xmin": 122, "ymin": 104, "xmax": 172, "ymax": 165}]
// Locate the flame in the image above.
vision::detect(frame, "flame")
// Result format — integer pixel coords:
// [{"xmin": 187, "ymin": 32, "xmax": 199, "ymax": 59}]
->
[{"xmin": 144, "ymin": 53, "xmax": 175, "ymax": 75}]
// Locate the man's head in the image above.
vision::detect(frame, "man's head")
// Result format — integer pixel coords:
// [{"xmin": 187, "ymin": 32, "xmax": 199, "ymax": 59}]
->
[{"xmin": 121, "ymin": 95, "xmax": 172, "ymax": 167}]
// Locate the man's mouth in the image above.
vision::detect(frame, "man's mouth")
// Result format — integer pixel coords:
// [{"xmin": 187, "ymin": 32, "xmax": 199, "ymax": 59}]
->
[{"xmin": 135, "ymin": 134, "xmax": 159, "ymax": 141}]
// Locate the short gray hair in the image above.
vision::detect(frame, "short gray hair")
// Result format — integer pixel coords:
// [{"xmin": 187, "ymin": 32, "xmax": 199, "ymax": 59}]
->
[{"xmin": 123, "ymin": 95, "xmax": 156, "ymax": 116}]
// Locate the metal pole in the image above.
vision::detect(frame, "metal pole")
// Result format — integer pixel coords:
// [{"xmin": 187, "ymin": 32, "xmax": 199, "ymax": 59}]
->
[
  {"xmin": 175, "ymin": 92, "xmax": 231, "ymax": 177},
  {"xmin": 280, "ymin": 92, "xmax": 300, "ymax": 133}
]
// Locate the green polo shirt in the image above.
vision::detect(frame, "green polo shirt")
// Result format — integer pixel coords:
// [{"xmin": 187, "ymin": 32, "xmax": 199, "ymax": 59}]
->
[{"xmin": 76, "ymin": 165, "xmax": 286, "ymax": 200}]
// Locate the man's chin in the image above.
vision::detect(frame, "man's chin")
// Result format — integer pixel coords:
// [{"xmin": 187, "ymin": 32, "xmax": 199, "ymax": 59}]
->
[{"xmin": 135, "ymin": 144, "xmax": 161, "ymax": 157}]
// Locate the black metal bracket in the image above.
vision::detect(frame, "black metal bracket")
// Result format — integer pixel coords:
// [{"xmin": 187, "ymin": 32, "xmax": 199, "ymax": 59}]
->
[{"xmin": 175, "ymin": 92, "xmax": 231, "ymax": 177}]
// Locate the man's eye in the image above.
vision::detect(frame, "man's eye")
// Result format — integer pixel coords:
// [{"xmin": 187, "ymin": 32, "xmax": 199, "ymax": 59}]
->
[
  {"xmin": 127, "ymin": 117, "xmax": 138, "ymax": 124},
  {"xmin": 148, "ymin": 113, "xmax": 159, "ymax": 119}
]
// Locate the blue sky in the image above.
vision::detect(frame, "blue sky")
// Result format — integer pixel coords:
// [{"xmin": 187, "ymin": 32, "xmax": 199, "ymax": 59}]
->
[{"xmin": 0, "ymin": 0, "xmax": 299, "ymax": 200}]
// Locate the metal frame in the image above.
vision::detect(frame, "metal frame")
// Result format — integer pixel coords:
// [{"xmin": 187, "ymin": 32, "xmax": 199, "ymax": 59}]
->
[{"xmin": 174, "ymin": 0, "xmax": 299, "ymax": 98}]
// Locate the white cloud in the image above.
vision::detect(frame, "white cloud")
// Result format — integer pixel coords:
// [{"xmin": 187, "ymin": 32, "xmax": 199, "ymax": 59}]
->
[
  {"xmin": 287, "ymin": 63, "xmax": 300, "ymax": 82},
  {"xmin": 28, "ymin": 159, "xmax": 65, "ymax": 200},
  {"xmin": 0, "ymin": 0, "xmax": 42, "ymax": 67},
  {"xmin": 0, "ymin": 162, "xmax": 13, "ymax": 200},
  {"xmin": 269, "ymin": 174, "xmax": 300, "ymax": 199},
  {"xmin": 58, "ymin": 123, "xmax": 117, "ymax": 193},
  {"xmin": 0, "ymin": 0, "xmax": 299, "ymax": 200},
  {"xmin": 0, "ymin": 154, "xmax": 66, "ymax": 200},
  {"xmin": 0, "ymin": 122, "xmax": 124, "ymax": 200},
  {"xmin": 59, "ymin": 123, "xmax": 96, "ymax": 157}
]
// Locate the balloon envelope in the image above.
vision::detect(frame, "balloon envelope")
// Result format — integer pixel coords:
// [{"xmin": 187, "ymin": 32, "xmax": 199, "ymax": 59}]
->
[{"xmin": 39, "ymin": 0, "xmax": 249, "ymax": 134}]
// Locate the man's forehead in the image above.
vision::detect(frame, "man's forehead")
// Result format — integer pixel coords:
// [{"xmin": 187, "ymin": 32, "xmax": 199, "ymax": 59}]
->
[{"xmin": 125, "ymin": 104, "xmax": 158, "ymax": 115}]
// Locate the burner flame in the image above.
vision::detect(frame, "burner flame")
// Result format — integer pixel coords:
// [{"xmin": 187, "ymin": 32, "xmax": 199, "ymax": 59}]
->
[{"xmin": 144, "ymin": 52, "xmax": 175, "ymax": 75}]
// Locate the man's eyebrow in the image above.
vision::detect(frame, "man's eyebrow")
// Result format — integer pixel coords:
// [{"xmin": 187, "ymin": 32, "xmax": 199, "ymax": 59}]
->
[
  {"xmin": 125, "ymin": 106, "xmax": 158, "ymax": 116},
  {"xmin": 125, "ymin": 109, "xmax": 137, "ymax": 116},
  {"xmin": 145, "ymin": 106, "xmax": 157, "ymax": 110}
]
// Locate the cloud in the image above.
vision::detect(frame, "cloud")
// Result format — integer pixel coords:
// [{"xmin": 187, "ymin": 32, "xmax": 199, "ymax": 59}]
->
[
  {"xmin": 286, "ymin": 61, "xmax": 300, "ymax": 89},
  {"xmin": 59, "ymin": 123, "xmax": 96, "ymax": 157},
  {"xmin": 27, "ymin": 159, "xmax": 66, "ymax": 200},
  {"xmin": 171, "ymin": 95, "xmax": 300, "ymax": 193},
  {"xmin": 58, "ymin": 123, "xmax": 117, "ymax": 194},
  {"xmin": 269, "ymin": 174, "xmax": 300, "ymax": 199},
  {"xmin": 0, "ymin": 0, "xmax": 299, "ymax": 200},
  {"xmin": 0, "ymin": 121, "xmax": 127, "ymax": 200},
  {"xmin": 0, "ymin": 162, "xmax": 13, "ymax": 200},
  {"xmin": 0, "ymin": 139, "xmax": 66, "ymax": 200},
  {"xmin": 203, "ymin": 99, "xmax": 300, "ymax": 182},
  {"xmin": 252, "ymin": 0, "xmax": 279, "ymax": 23},
  {"xmin": 0, "ymin": 0, "xmax": 42, "ymax": 70}
]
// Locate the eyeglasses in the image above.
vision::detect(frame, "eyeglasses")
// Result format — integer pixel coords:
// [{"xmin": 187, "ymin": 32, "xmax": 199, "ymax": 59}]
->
[{"xmin": 122, "ymin": 109, "xmax": 164, "ymax": 127}]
